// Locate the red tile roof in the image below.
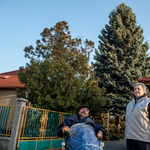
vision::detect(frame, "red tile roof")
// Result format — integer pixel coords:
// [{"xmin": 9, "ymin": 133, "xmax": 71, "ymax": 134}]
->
[
  {"xmin": 138, "ymin": 77, "xmax": 150, "ymax": 82},
  {"xmin": 0, "ymin": 70, "xmax": 27, "ymax": 89}
]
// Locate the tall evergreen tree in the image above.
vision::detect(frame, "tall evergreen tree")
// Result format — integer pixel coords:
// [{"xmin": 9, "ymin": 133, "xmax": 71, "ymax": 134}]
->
[
  {"xmin": 18, "ymin": 21, "xmax": 106, "ymax": 113},
  {"xmin": 93, "ymin": 3, "xmax": 150, "ymax": 116}
]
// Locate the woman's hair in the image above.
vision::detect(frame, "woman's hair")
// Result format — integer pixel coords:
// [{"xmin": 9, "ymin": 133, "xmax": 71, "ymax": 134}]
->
[{"xmin": 133, "ymin": 82, "xmax": 147, "ymax": 94}]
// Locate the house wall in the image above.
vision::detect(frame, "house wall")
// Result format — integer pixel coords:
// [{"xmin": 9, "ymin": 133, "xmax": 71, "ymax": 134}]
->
[
  {"xmin": 142, "ymin": 82, "xmax": 150, "ymax": 86},
  {"xmin": 0, "ymin": 89, "xmax": 26, "ymax": 105}
]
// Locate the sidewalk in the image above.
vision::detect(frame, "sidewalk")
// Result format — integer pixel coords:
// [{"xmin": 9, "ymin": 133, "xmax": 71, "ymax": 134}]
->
[
  {"xmin": 102, "ymin": 139, "xmax": 126, "ymax": 150},
  {"xmin": 57, "ymin": 139, "xmax": 126, "ymax": 150}
]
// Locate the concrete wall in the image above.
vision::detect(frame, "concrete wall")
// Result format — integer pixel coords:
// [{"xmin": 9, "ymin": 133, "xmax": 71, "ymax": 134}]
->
[{"xmin": 0, "ymin": 137, "xmax": 10, "ymax": 150}]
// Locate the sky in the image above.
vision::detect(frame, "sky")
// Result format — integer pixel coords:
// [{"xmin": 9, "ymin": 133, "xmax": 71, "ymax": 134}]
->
[{"xmin": 0, "ymin": 0, "xmax": 150, "ymax": 74}]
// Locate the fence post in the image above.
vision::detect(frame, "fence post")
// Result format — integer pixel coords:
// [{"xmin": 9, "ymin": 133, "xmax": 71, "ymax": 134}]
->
[{"xmin": 7, "ymin": 98, "xmax": 28, "ymax": 150}]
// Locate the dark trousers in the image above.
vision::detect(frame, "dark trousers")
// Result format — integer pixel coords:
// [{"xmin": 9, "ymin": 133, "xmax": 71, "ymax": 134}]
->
[{"xmin": 127, "ymin": 139, "xmax": 150, "ymax": 150}]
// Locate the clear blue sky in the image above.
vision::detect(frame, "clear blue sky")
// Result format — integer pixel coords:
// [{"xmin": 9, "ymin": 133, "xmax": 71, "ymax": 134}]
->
[{"xmin": 1, "ymin": 0, "xmax": 150, "ymax": 73}]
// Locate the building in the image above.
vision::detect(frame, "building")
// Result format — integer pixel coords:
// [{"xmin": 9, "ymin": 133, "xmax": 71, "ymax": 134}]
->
[
  {"xmin": 138, "ymin": 77, "xmax": 150, "ymax": 86},
  {"xmin": 138, "ymin": 77, "xmax": 150, "ymax": 92},
  {"xmin": 0, "ymin": 70, "xmax": 27, "ymax": 105},
  {"xmin": 1, "ymin": 69, "xmax": 150, "ymax": 106}
]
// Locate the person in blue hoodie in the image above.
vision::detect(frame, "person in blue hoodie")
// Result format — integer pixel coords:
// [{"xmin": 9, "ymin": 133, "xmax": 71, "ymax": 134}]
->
[{"xmin": 57, "ymin": 104, "xmax": 106, "ymax": 140}]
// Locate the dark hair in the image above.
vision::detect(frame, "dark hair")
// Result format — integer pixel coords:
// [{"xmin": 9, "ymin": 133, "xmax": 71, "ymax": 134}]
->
[{"xmin": 79, "ymin": 104, "xmax": 90, "ymax": 112}]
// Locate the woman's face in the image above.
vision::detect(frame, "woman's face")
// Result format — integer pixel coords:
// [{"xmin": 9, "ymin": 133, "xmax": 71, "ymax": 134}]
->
[{"xmin": 134, "ymin": 85, "xmax": 145, "ymax": 98}]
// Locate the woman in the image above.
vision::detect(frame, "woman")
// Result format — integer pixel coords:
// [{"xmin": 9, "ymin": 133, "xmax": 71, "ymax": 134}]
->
[{"xmin": 125, "ymin": 82, "xmax": 150, "ymax": 150}]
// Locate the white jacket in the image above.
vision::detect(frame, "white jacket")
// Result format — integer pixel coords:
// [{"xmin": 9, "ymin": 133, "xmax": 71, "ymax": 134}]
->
[{"xmin": 125, "ymin": 96, "xmax": 150, "ymax": 143}]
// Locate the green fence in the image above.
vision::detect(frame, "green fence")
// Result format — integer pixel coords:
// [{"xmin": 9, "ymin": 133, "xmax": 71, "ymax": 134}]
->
[
  {"xmin": 18, "ymin": 106, "xmax": 73, "ymax": 150},
  {"xmin": 0, "ymin": 105, "xmax": 16, "ymax": 136}
]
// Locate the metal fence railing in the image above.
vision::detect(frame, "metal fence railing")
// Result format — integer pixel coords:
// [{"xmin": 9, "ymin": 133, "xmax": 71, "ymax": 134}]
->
[
  {"xmin": 0, "ymin": 105, "xmax": 16, "ymax": 136},
  {"xmin": 17, "ymin": 106, "xmax": 73, "ymax": 147}
]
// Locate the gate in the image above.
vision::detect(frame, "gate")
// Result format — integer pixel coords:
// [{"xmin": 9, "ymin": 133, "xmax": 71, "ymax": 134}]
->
[
  {"xmin": 0, "ymin": 105, "xmax": 16, "ymax": 136},
  {"xmin": 17, "ymin": 106, "xmax": 73, "ymax": 150}
]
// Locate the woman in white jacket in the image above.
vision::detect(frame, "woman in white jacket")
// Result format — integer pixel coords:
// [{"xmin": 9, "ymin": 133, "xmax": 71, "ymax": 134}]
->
[{"xmin": 125, "ymin": 82, "xmax": 150, "ymax": 150}]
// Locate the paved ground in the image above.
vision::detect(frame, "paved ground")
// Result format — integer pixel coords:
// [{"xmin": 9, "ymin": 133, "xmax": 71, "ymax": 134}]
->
[
  {"xmin": 57, "ymin": 139, "xmax": 126, "ymax": 150},
  {"xmin": 102, "ymin": 139, "xmax": 126, "ymax": 150}
]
